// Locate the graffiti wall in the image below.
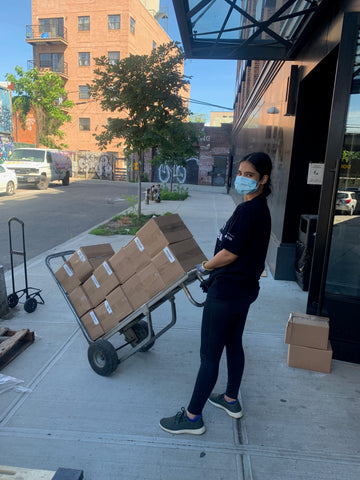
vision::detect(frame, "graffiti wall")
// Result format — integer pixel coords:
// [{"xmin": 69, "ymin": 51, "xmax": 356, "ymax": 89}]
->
[
  {"xmin": 74, "ymin": 151, "xmax": 118, "ymax": 179},
  {"xmin": 0, "ymin": 135, "xmax": 14, "ymax": 162},
  {"xmin": 0, "ymin": 85, "xmax": 12, "ymax": 137},
  {"xmin": 152, "ymin": 157, "xmax": 199, "ymax": 184}
]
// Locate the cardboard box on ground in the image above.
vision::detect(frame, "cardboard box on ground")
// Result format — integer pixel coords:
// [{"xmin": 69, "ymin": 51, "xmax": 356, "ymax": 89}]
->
[
  {"xmin": 54, "ymin": 215, "xmax": 206, "ymax": 341},
  {"xmin": 285, "ymin": 312, "xmax": 333, "ymax": 373}
]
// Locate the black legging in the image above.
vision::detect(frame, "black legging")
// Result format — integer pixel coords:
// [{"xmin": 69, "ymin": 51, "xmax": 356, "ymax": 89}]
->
[{"xmin": 187, "ymin": 291, "xmax": 258, "ymax": 415}]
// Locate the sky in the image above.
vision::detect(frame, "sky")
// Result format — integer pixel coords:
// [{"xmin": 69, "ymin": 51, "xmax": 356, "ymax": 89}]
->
[{"xmin": 0, "ymin": 0, "xmax": 237, "ymax": 124}]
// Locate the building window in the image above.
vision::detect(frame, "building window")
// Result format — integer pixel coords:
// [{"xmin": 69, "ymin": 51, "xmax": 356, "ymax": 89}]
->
[
  {"xmin": 153, "ymin": 41, "xmax": 157, "ymax": 50},
  {"xmin": 78, "ymin": 52, "xmax": 90, "ymax": 66},
  {"xmin": 39, "ymin": 53, "xmax": 64, "ymax": 73},
  {"xmin": 78, "ymin": 16, "xmax": 90, "ymax": 31},
  {"xmin": 130, "ymin": 17, "xmax": 135, "ymax": 34},
  {"xmin": 39, "ymin": 18, "xmax": 64, "ymax": 38},
  {"xmin": 79, "ymin": 85, "xmax": 90, "ymax": 99},
  {"xmin": 79, "ymin": 118, "xmax": 90, "ymax": 131},
  {"xmin": 108, "ymin": 51, "xmax": 120, "ymax": 65},
  {"xmin": 108, "ymin": 14, "xmax": 120, "ymax": 30}
]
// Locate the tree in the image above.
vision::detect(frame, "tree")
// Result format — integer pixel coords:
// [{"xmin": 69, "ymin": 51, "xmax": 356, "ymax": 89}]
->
[
  {"xmin": 6, "ymin": 66, "xmax": 73, "ymax": 148},
  {"xmin": 90, "ymin": 41, "xmax": 190, "ymax": 218},
  {"xmin": 153, "ymin": 119, "xmax": 201, "ymax": 191},
  {"xmin": 189, "ymin": 113, "xmax": 207, "ymax": 124}
]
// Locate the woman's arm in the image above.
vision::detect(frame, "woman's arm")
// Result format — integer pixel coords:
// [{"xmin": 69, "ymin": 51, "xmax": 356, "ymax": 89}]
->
[{"xmin": 204, "ymin": 249, "xmax": 238, "ymax": 270}]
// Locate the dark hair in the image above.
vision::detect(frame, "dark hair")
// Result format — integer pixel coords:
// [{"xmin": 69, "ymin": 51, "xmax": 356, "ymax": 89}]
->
[{"xmin": 240, "ymin": 152, "xmax": 272, "ymax": 197}]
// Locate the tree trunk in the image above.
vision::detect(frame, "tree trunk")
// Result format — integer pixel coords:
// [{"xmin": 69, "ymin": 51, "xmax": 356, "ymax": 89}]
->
[
  {"xmin": 170, "ymin": 163, "xmax": 174, "ymax": 192},
  {"xmin": 137, "ymin": 150, "xmax": 143, "ymax": 219}
]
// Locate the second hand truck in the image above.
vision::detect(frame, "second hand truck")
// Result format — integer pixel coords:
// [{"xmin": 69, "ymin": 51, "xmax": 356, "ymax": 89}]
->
[
  {"xmin": 46, "ymin": 250, "xmax": 206, "ymax": 376},
  {"xmin": 7, "ymin": 217, "xmax": 45, "ymax": 313}
]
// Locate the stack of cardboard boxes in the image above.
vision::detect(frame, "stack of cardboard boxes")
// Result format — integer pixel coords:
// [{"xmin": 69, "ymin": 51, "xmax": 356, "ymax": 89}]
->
[
  {"xmin": 285, "ymin": 312, "xmax": 333, "ymax": 373},
  {"xmin": 55, "ymin": 214, "xmax": 206, "ymax": 341}
]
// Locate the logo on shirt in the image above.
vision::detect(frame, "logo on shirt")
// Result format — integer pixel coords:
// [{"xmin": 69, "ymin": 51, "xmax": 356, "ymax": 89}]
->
[{"xmin": 224, "ymin": 232, "xmax": 234, "ymax": 242}]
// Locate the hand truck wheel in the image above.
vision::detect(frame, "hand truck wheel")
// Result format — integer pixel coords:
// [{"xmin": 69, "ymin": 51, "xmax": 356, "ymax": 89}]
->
[
  {"xmin": 8, "ymin": 293, "xmax": 19, "ymax": 308},
  {"xmin": 87, "ymin": 339, "xmax": 119, "ymax": 376},
  {"xmin": 24, "ymin": 297, "xmax": 38, "ymax": 313}
]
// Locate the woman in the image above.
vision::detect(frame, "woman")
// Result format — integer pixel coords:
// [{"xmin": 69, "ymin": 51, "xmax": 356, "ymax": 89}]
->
[{"xmin": 159, "ymin": 152, "xmax": 272, "ymax": 435}]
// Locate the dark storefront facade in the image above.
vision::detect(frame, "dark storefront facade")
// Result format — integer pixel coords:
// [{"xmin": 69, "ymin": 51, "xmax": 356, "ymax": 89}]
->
[{"xmin": 173, "ymin": 0, "xmax": 360, "ymax": 364}]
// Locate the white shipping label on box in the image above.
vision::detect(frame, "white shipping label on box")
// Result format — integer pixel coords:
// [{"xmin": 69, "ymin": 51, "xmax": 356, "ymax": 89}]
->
[
  {"xmin": 91, "ymin": 275, "xmax": 100, "ymax": 289},
  {"xmin": 90, "ymin": 311, "xmax": 99, "ymax": 325},
  {"xmin": 105, "ymin": 300, "xmax": 113, "ymax": 314},
  {"xmin": 134, "ymin": 237, "xmax": 144, "ymax": 252},
  {"xmin": 63, "ymin": 264, "xmax": 73, "ymax": 277},
  {"xmin": 164, "ymin": 246, "xmax": 175, "ymax": 263},
  {"xmin": 77, "ymin": 249, "xmax": 86, "ymax": 262},
  {"xmin": 103, "ymin": 261, "xmax": 113, "ymax": 276}
]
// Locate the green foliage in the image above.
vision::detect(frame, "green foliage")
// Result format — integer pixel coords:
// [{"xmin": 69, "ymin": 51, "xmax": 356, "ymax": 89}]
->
[
  {"xmin": 90, "ymin": 41, "xmax": 191, "ymax": 218},
  {"xmin": 152, "ymin": 119, "xmax": 201, "ymax": 191},
  {"xmin": 189, "ymin": 113, "xmax": 208, "ymax": 123},
  {"xmin": 123, "ymin": 194, "xmax": 138, "ymax": 214},
  {"xmin": 90, "ymin": 42, "xmax": 190, "ymax": 153},
  {"xmin": 140, "ymin": 172, "xmax": 149, "ymax": 182},
  {"xmin": 89, "ymin": 212, "xmax": 173, "ymax": 236},
  {"xmin": 160, "ymin": 183, "xmax": 189, "ymax": 200},
  {"xmin": 6, "ymin": 66, "xmax": 73, "ymax": 148}
]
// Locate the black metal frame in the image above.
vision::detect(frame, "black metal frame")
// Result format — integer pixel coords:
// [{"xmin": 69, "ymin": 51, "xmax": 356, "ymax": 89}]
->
[
  {"xmin": 173, "ymin": 0, "xmax": 321, "ymax": 60},
  {"xmin": 307, "ymin": 12, "xmax": 360, "ymax": 315}
]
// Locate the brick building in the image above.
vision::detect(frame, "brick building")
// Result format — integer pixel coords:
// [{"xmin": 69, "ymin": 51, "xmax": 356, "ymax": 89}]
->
[
  {"xmin": 198, "ymin": 122, "xmax": 232, "ymax": 186},
  {"xmin": 26, "ymin": 0, "xmax": 172, "ymax": 160}
]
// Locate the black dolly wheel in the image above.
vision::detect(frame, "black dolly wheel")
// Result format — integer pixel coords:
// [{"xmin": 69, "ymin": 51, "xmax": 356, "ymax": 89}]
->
[
  {"xmin": 132, "ymin": 320, "xmax": 155, "ymax": 352},
  {"xmin": 8, "ymin": 293, "xmax": 19, "ymax": 308},
  {"xmin": 87, "ymin": 339, "xmax": 119, "ymax": 376},
  {"xmin": 24, "ymin": 297, "xmax": 38, "ymax": 313}
]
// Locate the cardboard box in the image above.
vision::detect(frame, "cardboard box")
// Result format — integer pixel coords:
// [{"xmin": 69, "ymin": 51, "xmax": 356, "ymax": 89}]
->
[
  {"xmin": 152, "ymin": 238, "xmax": 207, "ymax": 286},
  {"xmin": 122, "ymin": 264, "xmax": 166, "ymax": 310},
  {"xmin": 121, "ymin": 274, "xmax": 149, "ymax": 311},
  {"xmin": 287, "ymin": 342, "xmax": 333, "ymax": 373},
  {"xmin": 108, "ymin": 238, "xmax": 151, "ymax": 284},
  {"xmin": 94, "ymin": 285, "xmax": 133, "ymax": 333},
  {"xmin": 54, "ymin": 262, "xmax": 81, "ymax": 294},
  {"xmin": 68, "ymin": 285, "xmax": 92, "ymax": 317},
  {"xmin": 136, "ymin": 214, "xmax": 192, "ymax": 258},
  {"xmin": 285, "ymin": 312, "xmax": 329, "ymax": 349},
  {"xmin": 68, "ymin": 244, "xmax": 114, "ymax": 283},
  {"xmin": 81, "ymin": 310, "xmax": 105, "ymax": 340},
  {"xmin": 82, "ymin": 261, "xmax": 120, "ymax": 308}
]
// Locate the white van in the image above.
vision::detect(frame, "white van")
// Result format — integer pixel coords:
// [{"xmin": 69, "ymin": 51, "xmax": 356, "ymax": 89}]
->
[{"xmin": 5, "ymin": 148, "xmax": 72, "ymax": 190}]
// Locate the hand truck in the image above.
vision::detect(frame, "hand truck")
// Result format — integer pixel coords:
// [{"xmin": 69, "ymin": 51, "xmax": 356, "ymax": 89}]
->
[
  {"xmin": 7, "ymin": 217, "xmax": 44, "ymax": 313},
  {"xmin": 46, "ymin": 250, "xmax": 205, "ymax": 376}
]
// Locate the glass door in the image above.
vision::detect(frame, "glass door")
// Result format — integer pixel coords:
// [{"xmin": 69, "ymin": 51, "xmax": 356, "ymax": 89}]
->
[
  {"xmin": 325, "ymin": 88, "xmax": 360, "ymax": 295},
  {"xmin": 322, "ymin": 25, "xmax": 360, "ymax": 363},
  {"xmin": 307, "ymin": 13, "xmax": 360, "ymax": 363}
]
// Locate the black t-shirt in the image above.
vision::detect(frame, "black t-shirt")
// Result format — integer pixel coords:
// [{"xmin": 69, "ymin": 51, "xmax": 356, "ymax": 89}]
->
[{"xmin": 207, "ymin": 194, "xmax": 271, "ymax": 300}]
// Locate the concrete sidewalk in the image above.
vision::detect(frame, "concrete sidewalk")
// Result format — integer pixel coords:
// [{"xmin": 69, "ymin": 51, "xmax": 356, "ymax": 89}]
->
[{"xmin": 0, "ymin": 184, "xmax": 359, "ymax": 480}]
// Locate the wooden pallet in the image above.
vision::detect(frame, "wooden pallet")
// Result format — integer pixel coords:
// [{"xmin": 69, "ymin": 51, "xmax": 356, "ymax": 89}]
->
[
  {"xmin": 0, "ymin": 466, "xmax": 84, "ymax": 479},
  {"xmin": 0, "ymin": 327, "xmax": 35, "ymax": 370},
  {"xmin": 0, "ymin": 465, "xmax": 54, "ymax": 479}
]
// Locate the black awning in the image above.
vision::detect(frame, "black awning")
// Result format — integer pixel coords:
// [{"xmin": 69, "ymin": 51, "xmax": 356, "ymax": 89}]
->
[{"xmin": 173, "ymin": 0, "xmax": 322, "ymax": 60}]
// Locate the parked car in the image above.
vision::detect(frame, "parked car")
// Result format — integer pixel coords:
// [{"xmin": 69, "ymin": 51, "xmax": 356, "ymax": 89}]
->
[
  {"xmin": 345, "ymin": 187, "xmax": 360, "ymax": 214},
  {"xmin": 336, "ymin": 191, "xmax": 357, "ymax": 215},
  {"xmin": 0, "ymin": 164, "xmax": 17, "ymax": 195}
]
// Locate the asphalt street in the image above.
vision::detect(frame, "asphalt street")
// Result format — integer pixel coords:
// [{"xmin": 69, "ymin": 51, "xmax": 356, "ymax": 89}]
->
[{"xmin": 0, "ymin": 179, "xmax": 139, "ymax": 272}]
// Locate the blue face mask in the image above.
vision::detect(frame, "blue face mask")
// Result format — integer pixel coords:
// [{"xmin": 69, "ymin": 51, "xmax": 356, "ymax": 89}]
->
[{"xmin": 234, "ymin": 176, "xmax": 258, "ymax": 195}]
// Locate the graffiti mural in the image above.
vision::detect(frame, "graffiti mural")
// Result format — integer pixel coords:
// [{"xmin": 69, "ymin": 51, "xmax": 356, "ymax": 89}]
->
[
  {"xmin": 152, "ymin": 157, "xmax": 199, "ymax": 184},
  {"xmin": 0, "ymin": 135, "xmax": 14, "ymax": 162},
  {"xmin": 76, "ymin": 152, "xmax": 117, "ymax": 179},
  {"xmin": 0, "ymin": 86, "xmax": 12, "ymax": 136}
]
